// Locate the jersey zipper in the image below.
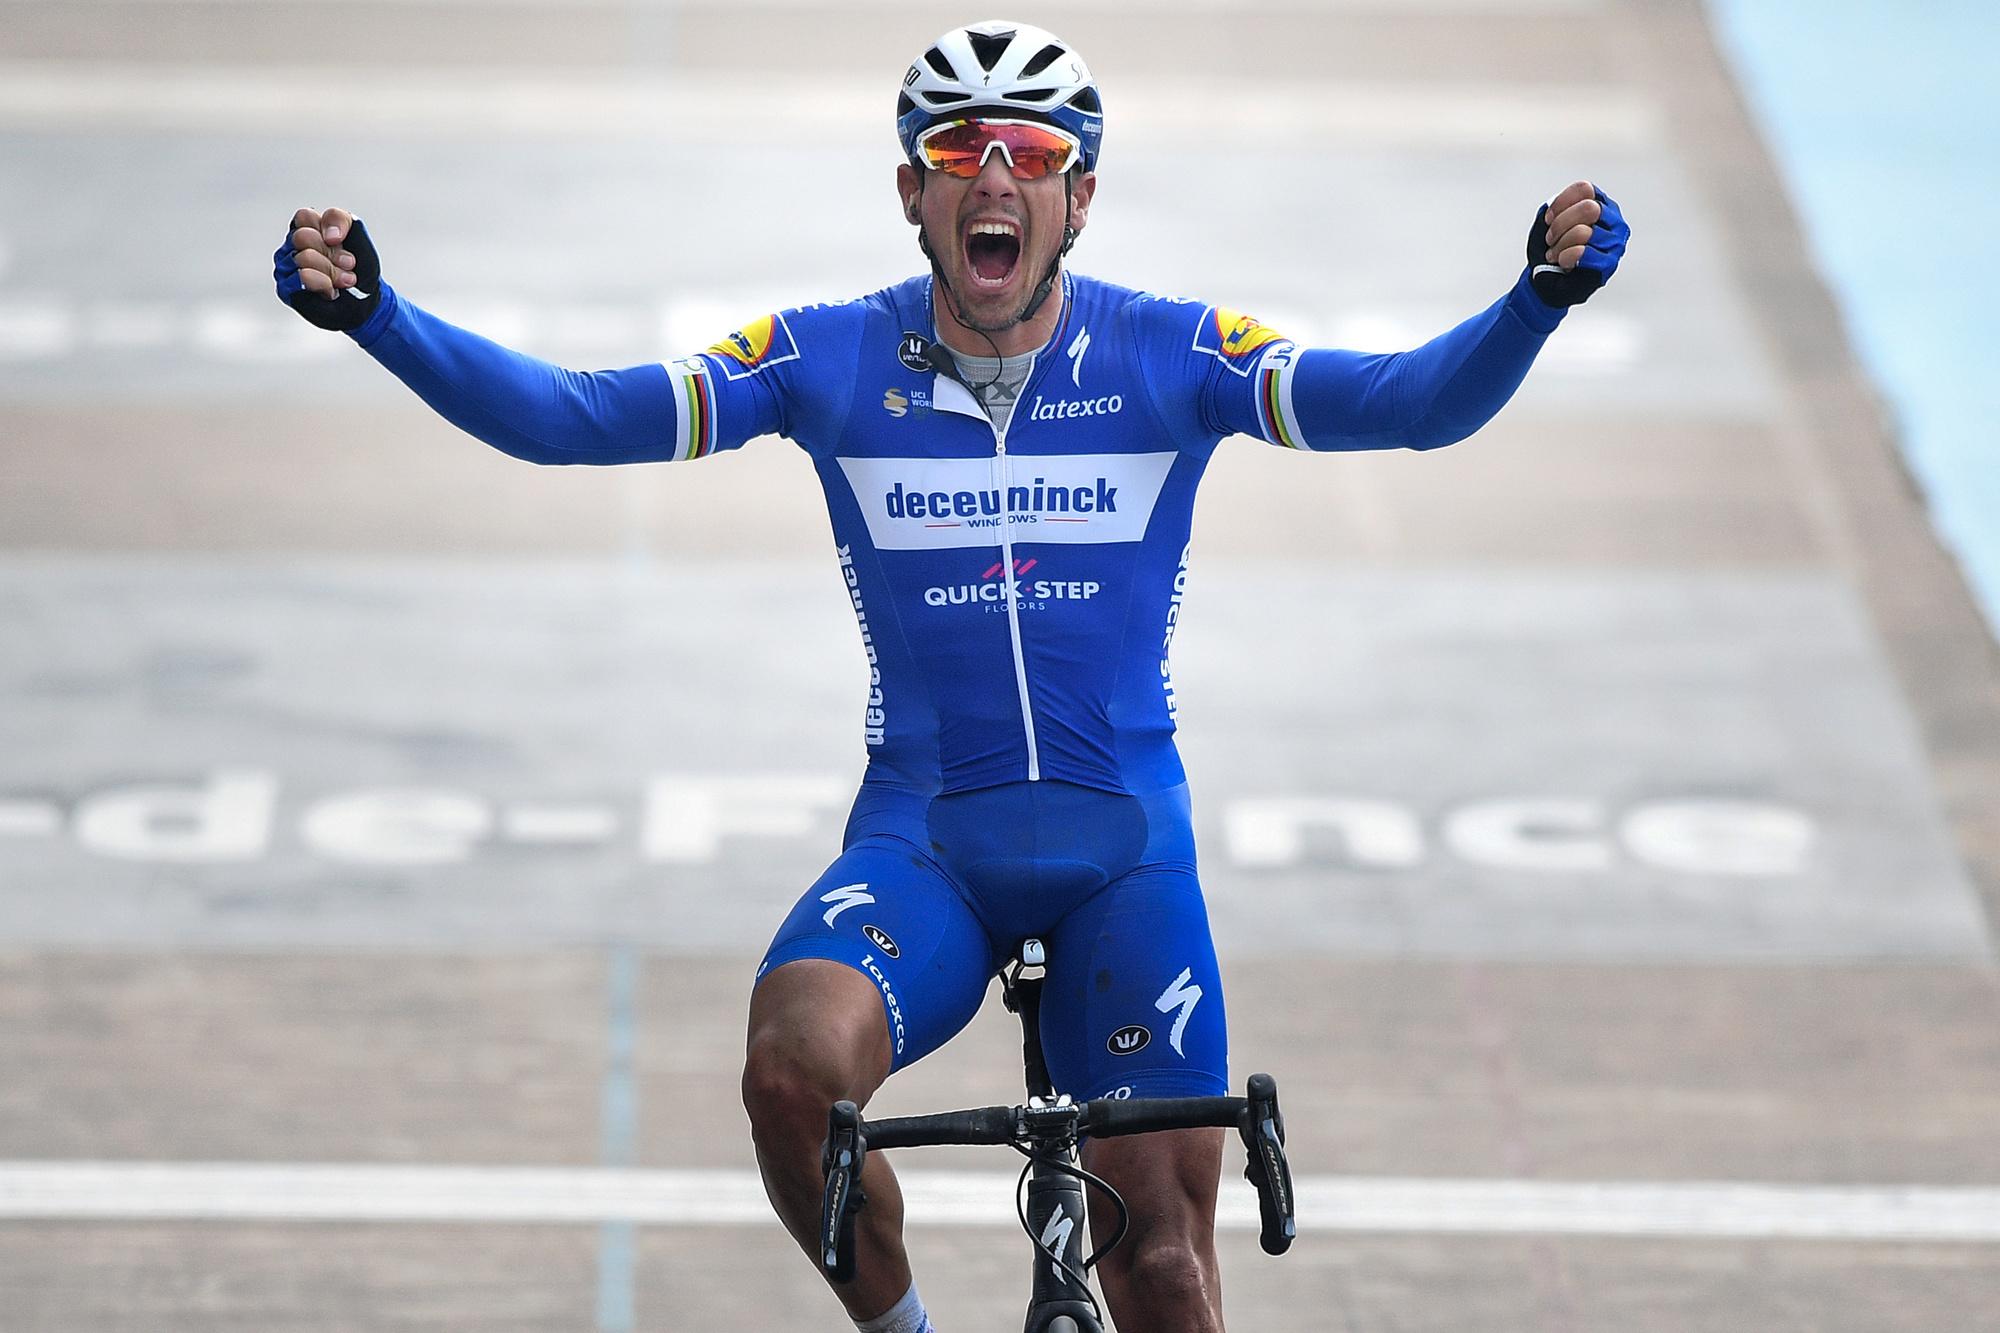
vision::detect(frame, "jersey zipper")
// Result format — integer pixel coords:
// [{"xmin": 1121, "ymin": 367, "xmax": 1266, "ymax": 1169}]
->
[
  {"xmin": 988, "ymin": 385, "xmax": 1041, "ymax": 782},
  {"xmin": 937, "ymin": 272, "xmax": 1070, "ymax": 785}
]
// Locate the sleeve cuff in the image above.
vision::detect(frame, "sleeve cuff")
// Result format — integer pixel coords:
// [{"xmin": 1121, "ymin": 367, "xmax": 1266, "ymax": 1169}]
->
[
  {"xmin": 345, "ymin": 281, "xmax": 402, "ymax": 348},
  {"xmin": 1505, "ymin": 267, "xmax": 1567, "ymax": 336}
]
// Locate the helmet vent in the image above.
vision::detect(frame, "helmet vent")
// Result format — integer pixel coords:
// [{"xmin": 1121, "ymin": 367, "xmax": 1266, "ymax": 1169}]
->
[
  {"xmin": 923, "ymin": 47, "xmax": 957, "ymax": 80},
  {"xmin": 1019, "ymin": 43, "xmax": 1067, "ymax": 78},
  {"xmin": 1067, "ymin": 86, "xmax": 1101, "ymax": 114},
  {"xmin": 927, "ymin": 91, "xmax": 971, "ymax": 105},
  {"xmin": 1011, "ymin": 87, "xmax": 1058, "ymax": 103},
  {"xmin": 896, "ymin": 92, "xmax": 914, "ymax": 117},
  {"xmin": 965, "ymin": 29, "xmax": 1016, "ymax": 72}
]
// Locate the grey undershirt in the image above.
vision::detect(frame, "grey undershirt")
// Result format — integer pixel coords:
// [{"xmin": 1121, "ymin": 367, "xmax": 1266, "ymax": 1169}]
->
[{"xmin": 952, "ymin": 350, "xmax": 1037, "ymax": 435}]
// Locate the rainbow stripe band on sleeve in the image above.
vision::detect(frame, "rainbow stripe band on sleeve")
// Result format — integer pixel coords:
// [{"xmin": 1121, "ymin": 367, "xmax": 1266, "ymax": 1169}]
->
[
  {"xmin": 1255, "ymin": 346, "xmax": 1307, "ymax": 450},
  {"xmin": 666, "ymin": 357, "xmax": 718, "ymax": 462}
]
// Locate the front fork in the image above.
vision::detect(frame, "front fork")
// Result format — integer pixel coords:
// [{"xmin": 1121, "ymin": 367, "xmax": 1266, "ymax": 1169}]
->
[{"xmin": 1022, "ymin": 1148, "xmax": 1100, "ymax": 1333}]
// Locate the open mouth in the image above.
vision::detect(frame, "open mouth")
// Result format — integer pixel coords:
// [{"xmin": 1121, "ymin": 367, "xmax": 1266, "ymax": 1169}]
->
[{"xmin": 963, "ymin": 219, "xmax": 1023, "ymax": 290}]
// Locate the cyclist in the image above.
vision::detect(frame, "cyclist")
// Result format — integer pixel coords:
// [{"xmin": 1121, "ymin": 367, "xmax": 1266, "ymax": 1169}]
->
[{"xmin": 276, "ymin": 20, "xmax": 1627, "ymax": 1333}]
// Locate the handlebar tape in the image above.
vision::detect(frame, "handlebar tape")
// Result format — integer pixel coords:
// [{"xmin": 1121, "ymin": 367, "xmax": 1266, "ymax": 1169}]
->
[
  {"xmin": 1081, "ymin": 1095, "xmax": 1248, "ymax": 1138},
  {"xmin": 863, "ymin": 1105, "xmax": 1022, "ymax": 1149}
]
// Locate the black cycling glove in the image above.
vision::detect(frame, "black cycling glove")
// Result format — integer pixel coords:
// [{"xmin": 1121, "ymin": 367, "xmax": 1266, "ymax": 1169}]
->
[
  {"xmin": 1527, "ymin": 187, "xmax": 1628, "ymax": 309},
  {"xmin": 273, "ymin": 216, "xmax": 384, "ymax": 333}
]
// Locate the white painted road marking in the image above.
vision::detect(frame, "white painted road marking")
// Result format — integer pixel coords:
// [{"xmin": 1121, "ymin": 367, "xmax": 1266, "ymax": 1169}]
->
[
  {"xmin": 1, "ymin": 565, "xmax": 1976, "ymax": 960},
  {"xmin": 22, "ymin": 768, "xmax": 1818, "ymax": 874},
  {"xmin": 3, "ymin": 1164, "xmax": 1998, "ymax": 1242},
  {"xmin": 503, "ymin": 805, "xmax": 619, "ymax": 843},
  {"xmin": 0, "ymin": 801, "xmax": 60, "ymax": 837}
]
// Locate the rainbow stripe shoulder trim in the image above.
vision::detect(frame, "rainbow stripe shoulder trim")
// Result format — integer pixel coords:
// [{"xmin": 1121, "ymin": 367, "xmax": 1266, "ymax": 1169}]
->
[
  {"xmin": 1253, "ymin": 343, "xmax": 1308, "ymax": 450},
  {"xmin": 665, "ymin": 356, "xmax": 718, "ymax": 462}
]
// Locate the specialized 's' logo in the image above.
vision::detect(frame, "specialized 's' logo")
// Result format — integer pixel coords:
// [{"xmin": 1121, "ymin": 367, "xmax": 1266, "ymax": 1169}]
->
[
  {"xmin": 1107, "ymin": 1024, "xmax": 1151, "ymax": 1056},
  {"xmin": 1065, "ymin": 327, "xmax": 1091, "ymax": 387},
  {"xmin": 862, "ymin": 924, "xmax": 899, "ymax": 958},
  {"xmin": 820, "ymin": 882, "xmax": 874, "ymax": 927},
  {"xmin": 883, "ymin": 388, "xmax": 908, "ymax": 417},
  {"xmin": 1154, "ymin": 967, "xmax": 1203, "ymax": 1057},
  {"xmin": 1040, "ymin": 1210, "xmax": 1075, "ymax": 1282},
  {"xmin": 704, "ymin": 312, "xmax": 800, "ymax": 380}
]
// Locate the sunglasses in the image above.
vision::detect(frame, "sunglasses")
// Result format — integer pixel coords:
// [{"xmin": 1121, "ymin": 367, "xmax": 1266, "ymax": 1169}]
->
[{"xmin": 914, "ymin": 119, "xmax": 1082, "ymax": 180}]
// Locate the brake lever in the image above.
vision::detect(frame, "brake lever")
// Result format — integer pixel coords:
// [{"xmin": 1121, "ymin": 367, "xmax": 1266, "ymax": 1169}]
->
[
  {"xmin": 820, "ymin": 1100, "xmax": 869, "ymax": 1283},
  {"xmin": 1238, "ymin": 1073, "xmax": 1296, "ymax": 1256}
]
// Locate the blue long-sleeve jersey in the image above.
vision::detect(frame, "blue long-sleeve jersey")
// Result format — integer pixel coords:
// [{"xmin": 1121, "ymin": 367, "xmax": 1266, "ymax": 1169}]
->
[{"xmin": 350, "ymin": 268, "xmax": 1564, "ymax": 797}]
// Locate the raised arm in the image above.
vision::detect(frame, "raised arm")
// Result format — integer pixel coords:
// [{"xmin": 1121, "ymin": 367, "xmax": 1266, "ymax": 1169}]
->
[
  {"xmin": 273, "ymin": 207, "xmax": 769, "ymax": 465},
  {"xmin": 1214, "ymin": 181, "xmax": 1629, "ymax": 453}
]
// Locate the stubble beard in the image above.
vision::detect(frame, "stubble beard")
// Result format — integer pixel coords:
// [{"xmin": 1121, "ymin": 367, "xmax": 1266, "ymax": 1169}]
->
[
  {"xmin": 944, "ymin": 282, "xmax": 1038, "ymax": 334},
  {"xmin": 939, "ymin": 241, "xmax": 1052, "ymax": 334},
  {"xmin": 918, "ymin": 200, "xmax": 1047, "ymax": 334}
]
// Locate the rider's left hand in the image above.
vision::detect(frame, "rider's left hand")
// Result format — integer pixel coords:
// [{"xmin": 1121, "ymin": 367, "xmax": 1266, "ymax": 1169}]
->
[{"xmin": 1528, "ymin": 180, "xmax": 1628, "ymax": 308}]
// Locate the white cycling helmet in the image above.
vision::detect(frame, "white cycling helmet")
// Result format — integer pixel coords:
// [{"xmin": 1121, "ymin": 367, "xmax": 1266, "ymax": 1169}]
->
[{"xmin": 896, "ymin": 20, "xmax": 1104, "ymax": 173}]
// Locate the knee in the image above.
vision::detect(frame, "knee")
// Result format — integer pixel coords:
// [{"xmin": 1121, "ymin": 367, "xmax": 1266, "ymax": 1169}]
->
[
  {"xmin": 1104, "ymin": 1235, "xmax": 1213, "ymax": 1306},
  {"xmin": 741, "ymin": 1032, "xmax": 841, "ymax": 1143},
  {"xmin": 741, "ymin": 1009, "xmax": 887, "ymax": 1147}
]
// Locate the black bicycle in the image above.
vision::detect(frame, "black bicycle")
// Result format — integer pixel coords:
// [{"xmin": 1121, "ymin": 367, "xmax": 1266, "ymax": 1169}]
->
[{"xmin": 820, "ymin": 938, "xmax": 1295, "ymax": 1333}]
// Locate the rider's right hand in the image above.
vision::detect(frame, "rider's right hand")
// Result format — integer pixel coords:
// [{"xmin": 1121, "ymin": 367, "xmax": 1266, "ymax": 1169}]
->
[{"xmin": 274, "ymin": 206, "xmax": 385, "ymax": 332}]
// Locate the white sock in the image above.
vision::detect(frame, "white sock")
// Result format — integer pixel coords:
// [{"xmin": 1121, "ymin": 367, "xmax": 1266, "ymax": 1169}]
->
[{"xmin": 855, "ymin": 1280, "xmax": 933, "ymax": 1333}]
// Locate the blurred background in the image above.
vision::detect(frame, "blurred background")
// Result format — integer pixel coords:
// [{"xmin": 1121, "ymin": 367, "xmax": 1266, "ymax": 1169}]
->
[{"xmin": 2, "ymin": 0, "xmax": 1996, "ymax": 1329}]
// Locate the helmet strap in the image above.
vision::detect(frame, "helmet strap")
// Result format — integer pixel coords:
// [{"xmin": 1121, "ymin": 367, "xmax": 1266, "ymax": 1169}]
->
[
  {"xmin": 1017, "ymin": 172, "xmax": 1078, "ymax": 323},
  {"xmin": 1017, "ymin": 195, "xmax": 1077, "ymax": 322},
  {"xmin": 914, "ymin": 199, "xmax": 1002, "ymax": 391}
]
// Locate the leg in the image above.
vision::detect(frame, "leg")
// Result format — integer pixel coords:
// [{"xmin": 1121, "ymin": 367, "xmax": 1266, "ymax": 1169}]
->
[
  {"xmin": 743, "ymin": 958, "xmax": 911, "ymax": 1321},
  {"xmin": 1081, "ymin": 1128, "xmax": 1227, "ymax": 1333},
  {"xmin": 1033, "ymin": 813, "xmax": 1230, "ymax": 1332},
  {"xmin": 743, "ymin": 831, "xmax": 997, "ymax": 1323}
]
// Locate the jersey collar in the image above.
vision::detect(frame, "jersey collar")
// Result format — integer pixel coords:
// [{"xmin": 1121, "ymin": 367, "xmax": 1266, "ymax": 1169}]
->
[{"xmin": 924, "ymin": 272, "xmax": 1076, "ymax": 422}]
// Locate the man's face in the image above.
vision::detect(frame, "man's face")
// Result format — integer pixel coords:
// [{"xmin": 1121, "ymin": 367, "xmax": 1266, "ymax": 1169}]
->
[{"xmin": 898, "ymin": 149, "xmax": 1095, "ymax": 332}]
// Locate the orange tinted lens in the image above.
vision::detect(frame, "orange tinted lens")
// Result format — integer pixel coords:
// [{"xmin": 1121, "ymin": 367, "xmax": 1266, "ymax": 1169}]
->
[{"xmin": 920, "ymin": 122, "xmax": 1078, "ymax": 179}]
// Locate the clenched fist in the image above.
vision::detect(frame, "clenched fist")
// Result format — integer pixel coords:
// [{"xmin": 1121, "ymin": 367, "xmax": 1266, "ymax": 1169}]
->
[
  {"xmin": 1527, "ymin": 181, "xmax": 1628, "ymax": 309},
  {"xmin": 274, "ymin": 207, "xmax": 385, "ymax": 332}
]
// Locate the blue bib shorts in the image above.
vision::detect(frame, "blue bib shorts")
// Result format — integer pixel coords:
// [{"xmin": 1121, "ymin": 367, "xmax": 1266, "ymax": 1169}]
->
[{"xmin": 758, "ymin": 779, "xmax": 1228, "ymax": 1103}]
